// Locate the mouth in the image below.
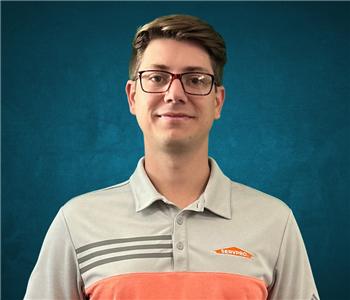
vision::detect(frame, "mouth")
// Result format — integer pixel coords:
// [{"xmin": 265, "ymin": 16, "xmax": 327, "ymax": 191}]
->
[{"xmin": 157, "ymin": 113, "xmax": 194, "ymax": 120}]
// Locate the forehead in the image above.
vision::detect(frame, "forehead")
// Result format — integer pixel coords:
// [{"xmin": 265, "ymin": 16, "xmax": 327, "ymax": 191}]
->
[{"xmin": 139, "ymin": 38, "xmax": 213, "ymax": 74}]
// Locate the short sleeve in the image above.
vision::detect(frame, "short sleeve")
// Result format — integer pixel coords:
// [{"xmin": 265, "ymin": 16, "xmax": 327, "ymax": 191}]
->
[
  {"xmin": 24, "ymin": 208, "xmax": 86, "ymax": 300},
  {"xmin": 268, "ymin": 210, "xmax": 320, "ymax": 300}
]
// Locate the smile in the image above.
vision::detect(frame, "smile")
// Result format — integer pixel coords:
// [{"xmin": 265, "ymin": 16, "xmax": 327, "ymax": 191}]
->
[
  {"xmin": 158, "ymin": 113, "xmax": 193, "ymax": 120},
  {"xmin": 159, "ymin": 115, "xmax": 193, "ymax": 121}
]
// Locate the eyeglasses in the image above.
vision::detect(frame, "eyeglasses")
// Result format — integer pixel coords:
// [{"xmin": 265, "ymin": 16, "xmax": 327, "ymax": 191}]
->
[{"xmin": 136, "ymin": 70, "xmax": 217, "ymax": 96}]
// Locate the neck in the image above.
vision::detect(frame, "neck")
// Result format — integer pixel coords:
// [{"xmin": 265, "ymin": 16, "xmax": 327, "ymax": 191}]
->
[{"xmin": 144, "ymin": 142, "xmax": 210, "ymax": 210}]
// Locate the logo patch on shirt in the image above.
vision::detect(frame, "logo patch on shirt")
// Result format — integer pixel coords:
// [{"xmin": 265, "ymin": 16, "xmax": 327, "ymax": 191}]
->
[{"xmin": 213, "ymin": 247, "xmax": 254, "ymax": 259}]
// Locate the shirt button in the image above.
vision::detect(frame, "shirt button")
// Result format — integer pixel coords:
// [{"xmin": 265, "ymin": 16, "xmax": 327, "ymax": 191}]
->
[
  {"xmin": 176, "ymin": 242, "xmax": 184, "ymax": 250},
  {"xmin": 177, "ymin": 218, "xmax": 183, "ymax": 225}
]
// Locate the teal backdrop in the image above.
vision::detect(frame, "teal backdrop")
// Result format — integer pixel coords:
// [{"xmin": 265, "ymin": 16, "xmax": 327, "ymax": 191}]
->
[{"xmin": 2, "ymin": 1, "xmax": 349, "ymax": 299}]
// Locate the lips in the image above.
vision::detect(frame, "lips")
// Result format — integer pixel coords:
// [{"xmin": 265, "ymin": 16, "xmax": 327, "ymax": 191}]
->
[{"xmin": 158, "ymin": 112, "xmax": 193, "ymax": 119}]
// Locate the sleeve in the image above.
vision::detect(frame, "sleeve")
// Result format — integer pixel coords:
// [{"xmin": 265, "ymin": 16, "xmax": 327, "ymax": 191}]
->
[
  {"xmin": 24, "ymin": 208, "xmax": 87, "ymax": 300},
  {"xmin": 267, "ymin": 210, "xmax": 320, "ymax": 300}
]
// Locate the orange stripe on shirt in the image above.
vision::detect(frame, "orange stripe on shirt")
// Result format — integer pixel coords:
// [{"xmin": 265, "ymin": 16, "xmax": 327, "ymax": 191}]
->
[{"xmin": 86, "ymin": 272, "xmax": 268, "ymax": 299}]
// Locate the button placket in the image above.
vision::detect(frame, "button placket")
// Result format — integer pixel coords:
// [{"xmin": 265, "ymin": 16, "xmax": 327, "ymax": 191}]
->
[
  {"xmin": 176, "ymin": 242, "xmax": 184, "ymax": 250},
  {"xmin": 177, "ymin": 217, "xmax": 183, "ymax": 225},
  {"xmin": 172, "ymin": 212, "xmax": 188, "ymax": 271}
]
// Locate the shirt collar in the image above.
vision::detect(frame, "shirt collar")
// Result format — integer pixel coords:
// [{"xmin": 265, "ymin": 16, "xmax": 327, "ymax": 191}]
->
[
  {"xmin": 129, "ymin": 157, "xmax": 232, "ymax": 219},
  {"xmin": 203, "ymin": 158, "xmax": 232, "ymax": 219}
]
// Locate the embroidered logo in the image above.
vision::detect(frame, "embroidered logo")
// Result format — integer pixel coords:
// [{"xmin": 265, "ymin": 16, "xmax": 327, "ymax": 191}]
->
[{"xmin": 213, "ymin": 247, "xmax": 254, "ymax": 259}]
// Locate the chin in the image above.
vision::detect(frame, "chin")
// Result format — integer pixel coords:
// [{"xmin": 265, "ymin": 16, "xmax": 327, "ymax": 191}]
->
[
  {"xmin": 160, "ymin": 133, "xmax": 208, "ymax": 155},
  {"xmin": 161, "ymin": 137, "xmax": 193, "ymax": 154}
]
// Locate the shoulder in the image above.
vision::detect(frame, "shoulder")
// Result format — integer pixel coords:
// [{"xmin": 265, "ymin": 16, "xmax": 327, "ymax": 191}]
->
[
  {"xmin": 209, "ymin": 158, "xmax": 290, "ymax": 219},
  {"xmin": 232, "ymin": 181, "xmax": 289, "ymax": 209},
  {"xmin": 230, "ymin": 181, "xmax": 291, "ymax": 222},
  {"xmin": 61, "ymin": 180, "xmax": 133, "ymax": 218}
]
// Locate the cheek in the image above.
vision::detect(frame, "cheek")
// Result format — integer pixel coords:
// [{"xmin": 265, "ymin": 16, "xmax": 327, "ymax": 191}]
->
[
  {"xmin": 136, "ymin": 94, "xmax": 163, "ymax": 114},
  {"xmin": 134, "ymin": 96, "xmax": 156, "ymax": 124},
  {"xmin": 206, "ymin": 102, "xmax": 218, "ymax": 125},
  {"xmin": 205, "ymin": 100, "xmax": 217, "ymax": 117}
]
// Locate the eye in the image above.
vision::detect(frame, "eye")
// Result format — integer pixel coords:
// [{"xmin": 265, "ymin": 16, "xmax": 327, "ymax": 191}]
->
[
  {"xmin": 145, "ymin": 72, "xmax": 168, "ymax": 83},
  {"xmin": 191, "ymin": 76, "xmax": 204, "ymax": 85},
  {"xmin": 190, "ymin": 78, "xmax": 201, "ymax": 85},
  {"xmin": 185, "ymin": 74, "xmax": 208, "ymax": 86},
  {"xmin": 150, "ymin": 75, "xmax": 163, "ymax": 82}
]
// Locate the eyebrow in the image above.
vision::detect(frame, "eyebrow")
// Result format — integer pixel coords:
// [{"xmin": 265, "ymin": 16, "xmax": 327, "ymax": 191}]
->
[
  {"xmin": 147, "ymin": 64, "xmax": 211, "ymax": 73},
  {"xmin": 184, "ymin": 66, "xmax": 210, "ymax": 73}
]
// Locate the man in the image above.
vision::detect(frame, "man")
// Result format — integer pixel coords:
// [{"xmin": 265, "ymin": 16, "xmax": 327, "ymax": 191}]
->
[{"xmin": 25, "ymin": 15, "xmax": 319, "ymax": 299}]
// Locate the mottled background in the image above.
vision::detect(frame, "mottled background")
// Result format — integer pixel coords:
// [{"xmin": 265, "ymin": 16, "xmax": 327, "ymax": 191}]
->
[{"xmin": 1, "ymin": 1, "xmax": 349, "ymax": 299}]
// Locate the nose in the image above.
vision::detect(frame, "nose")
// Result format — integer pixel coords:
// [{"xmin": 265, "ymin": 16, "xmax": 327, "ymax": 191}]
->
[{"xmin": 163, "ymin": 77, "xmax": 188, "ymax": 104}]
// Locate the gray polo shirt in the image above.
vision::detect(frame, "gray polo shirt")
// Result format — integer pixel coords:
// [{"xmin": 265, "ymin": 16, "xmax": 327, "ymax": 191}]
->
[{"xmin": 25, "ymin": 157, "xmax": 319, "ymax": 300}]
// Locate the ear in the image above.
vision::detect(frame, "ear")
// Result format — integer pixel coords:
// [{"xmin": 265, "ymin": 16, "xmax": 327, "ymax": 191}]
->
[
  {"xmin": 126, "ymin": 80, "xmax": 137, "ymax": 115},
  {"xmin": 214, "ymin": 85, "xmax": 225, "ymax": 120}
]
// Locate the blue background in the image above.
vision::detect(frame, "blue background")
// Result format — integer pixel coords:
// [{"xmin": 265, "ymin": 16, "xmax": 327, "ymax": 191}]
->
[{"xmin": 2, "ymin": 1, "xmax": 349, "ymax": 299}]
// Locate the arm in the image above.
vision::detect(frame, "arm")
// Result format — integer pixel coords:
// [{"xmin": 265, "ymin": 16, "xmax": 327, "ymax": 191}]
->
[
  {"xmin": 268, "ymin": 211, "xmax": 319, "ymax": 300},
  {"xmin": 24, "ymin": 209, "xmax": 86, "ymax": 300}
]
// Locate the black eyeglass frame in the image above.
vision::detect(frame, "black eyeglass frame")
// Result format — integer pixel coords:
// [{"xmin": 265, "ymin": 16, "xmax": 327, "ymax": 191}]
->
[{"xmin": 135, "ymin": 70, "xmax": 218, "ymax": 96}]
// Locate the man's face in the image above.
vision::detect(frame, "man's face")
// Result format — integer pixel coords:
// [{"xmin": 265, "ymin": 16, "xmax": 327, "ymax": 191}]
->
[{"xmin": 126, "ymin": 38, "xmax": 225, "ymax": 153}]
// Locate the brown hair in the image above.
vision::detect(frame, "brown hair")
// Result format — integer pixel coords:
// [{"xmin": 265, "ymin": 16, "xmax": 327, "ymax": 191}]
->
[{"xmin": 129, "ymin": 14, "xmax": 227, "ymax": 86}]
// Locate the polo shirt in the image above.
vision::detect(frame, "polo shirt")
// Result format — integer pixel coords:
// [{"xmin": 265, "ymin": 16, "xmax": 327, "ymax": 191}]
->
[{"xmin": 24, "ymin": 157, "xmax": 319, "ymax": 300}]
